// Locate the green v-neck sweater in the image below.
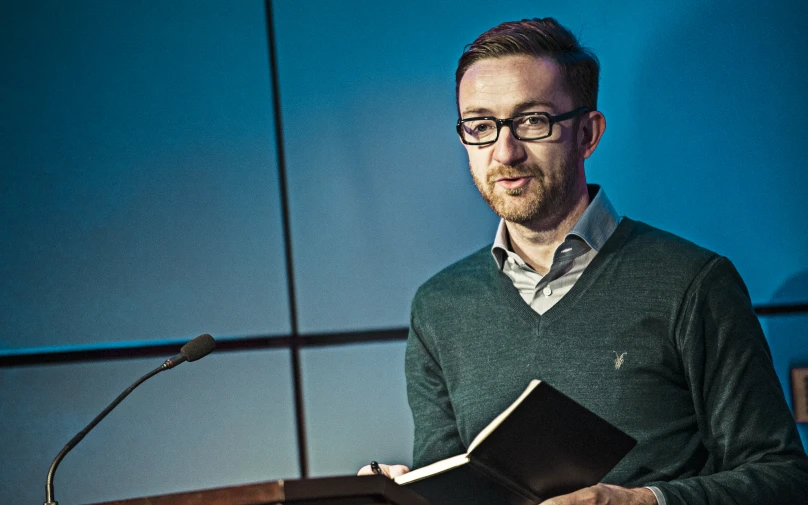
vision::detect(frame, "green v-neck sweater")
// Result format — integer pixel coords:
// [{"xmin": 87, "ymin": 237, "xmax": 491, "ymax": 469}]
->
[{"xmin": 405, "ymin": 218, "xmax": 808, "ymax": 505}]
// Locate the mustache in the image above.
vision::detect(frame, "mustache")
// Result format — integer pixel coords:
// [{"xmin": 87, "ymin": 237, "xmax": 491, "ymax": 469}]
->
[{"xmin": 486, "ymin": 164, "xmax": 541, "ymax": 183}]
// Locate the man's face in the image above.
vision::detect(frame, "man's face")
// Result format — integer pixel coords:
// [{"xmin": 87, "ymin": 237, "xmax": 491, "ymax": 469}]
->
[{"xmin": 457, "ymin": 55, "xmax": 586, "ymax": 225}]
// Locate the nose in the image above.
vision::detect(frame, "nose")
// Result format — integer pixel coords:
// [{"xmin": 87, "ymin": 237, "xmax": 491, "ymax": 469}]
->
[{"xmin": 492, "ymin": 125, "xmax": 527, "ymax": 166}]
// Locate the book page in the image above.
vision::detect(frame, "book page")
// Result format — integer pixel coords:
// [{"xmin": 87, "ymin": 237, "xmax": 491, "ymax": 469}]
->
[
  {"xmin": 467, "ymin": 379, "xmax": 540, "ymax": 453},
  {"xmin": 395, "ymin": 454, "xmax": 470, "ymax": 485}
]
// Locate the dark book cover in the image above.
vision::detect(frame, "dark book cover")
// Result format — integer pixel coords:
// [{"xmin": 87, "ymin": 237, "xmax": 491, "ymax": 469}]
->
[{"xmin": 397, "ymin": 381, "xmax": 637, "ymax": 504}]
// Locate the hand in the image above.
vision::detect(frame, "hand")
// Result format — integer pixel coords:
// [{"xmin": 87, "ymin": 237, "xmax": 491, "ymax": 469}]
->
[
  {"xmin": 357, "ymin": 463, "xmax": 410, "ymax": 479},
  {"xmin": 538, "ymin": 484, "xmax": 656, "ymax": 505}
]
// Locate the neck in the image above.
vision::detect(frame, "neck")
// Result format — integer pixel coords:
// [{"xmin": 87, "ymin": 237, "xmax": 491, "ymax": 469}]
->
[{"xmin": 506, "ymin": 186, "xmax": 590, "ymax": 275}]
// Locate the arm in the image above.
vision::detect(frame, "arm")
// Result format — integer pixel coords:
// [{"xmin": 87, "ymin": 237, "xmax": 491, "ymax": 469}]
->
[
  {"xmin": 359, "ymin": 291, "xmax": 467, "ymax": 479},
  {"xmin": 538, "ymin": 484, "xmax": 656, "ymax": 505},
  {"xmin": 405, "ymin": 306, "xmax": 466, "ymax": 468},
  {"xmin": 539, "ymin": 257, "xmax": 807, "ymax": 505},
  {"xmin": 645, "ymin": 257, "xmax": 808, "ymax": 504}
]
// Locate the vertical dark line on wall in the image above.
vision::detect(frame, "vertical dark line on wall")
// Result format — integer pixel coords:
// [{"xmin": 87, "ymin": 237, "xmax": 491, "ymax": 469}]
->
[{"xmin": 264, "ymin": 0, "xmax": 309, "ymax": 479}]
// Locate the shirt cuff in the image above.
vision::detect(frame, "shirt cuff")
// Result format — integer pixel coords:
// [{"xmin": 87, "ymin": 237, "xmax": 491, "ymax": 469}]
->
[{"xmin": 644, "ymin": 486, "xmax": 665, "ymax": 505}]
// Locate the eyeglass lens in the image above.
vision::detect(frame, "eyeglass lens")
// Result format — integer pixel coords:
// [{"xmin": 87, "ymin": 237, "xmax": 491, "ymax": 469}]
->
[{"xmin": 460, "ymin": 115, "xmax": 551, "ymax": 143}]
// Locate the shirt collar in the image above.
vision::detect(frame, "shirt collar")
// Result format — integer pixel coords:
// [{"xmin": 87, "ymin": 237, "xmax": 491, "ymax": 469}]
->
[{"xmin": 491, "ymin": 184, "xmax": 620, "ymax": 269}]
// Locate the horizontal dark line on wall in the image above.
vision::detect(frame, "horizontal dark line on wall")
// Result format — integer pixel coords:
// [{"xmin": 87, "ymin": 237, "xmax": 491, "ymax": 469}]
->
[
  {"xmin": 2, "ymin": 302, "xmax": 807, "ymax": 368},
  {"xmin": 0, "ymin": 328, "xmax": 409, "ymax": 368},
  {"xmin": 754, "ymin": 302, "xmax": 808, "ymax": 316}
]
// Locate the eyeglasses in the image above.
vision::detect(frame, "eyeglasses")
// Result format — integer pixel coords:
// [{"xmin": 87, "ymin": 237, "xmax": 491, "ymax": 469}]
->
[{"xmin": 456, "ymin": 107, "xmax": 590, "ymax": 145}]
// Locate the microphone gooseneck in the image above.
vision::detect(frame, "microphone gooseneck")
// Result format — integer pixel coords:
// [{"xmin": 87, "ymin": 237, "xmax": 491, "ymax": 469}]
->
[{"xmin": 44, "ymin": 334, "xmax": 216, "ymax": 505}]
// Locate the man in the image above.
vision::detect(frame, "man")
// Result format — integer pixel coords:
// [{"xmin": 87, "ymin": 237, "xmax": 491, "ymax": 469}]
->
[{"xmin": 360, "ymin": 17, "xmax": 808, "ymax": 504}]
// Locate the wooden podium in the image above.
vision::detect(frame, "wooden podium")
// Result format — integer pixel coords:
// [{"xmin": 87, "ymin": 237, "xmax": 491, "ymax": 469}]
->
[{"xmin": 87, "ymin": 475, "xmax": 431, "ymax": 505}]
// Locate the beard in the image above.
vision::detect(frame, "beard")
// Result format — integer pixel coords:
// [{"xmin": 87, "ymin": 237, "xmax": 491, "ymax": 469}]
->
[{"xmin": 471, "ymin": 146, "xmax": 582, "ymax": 225}]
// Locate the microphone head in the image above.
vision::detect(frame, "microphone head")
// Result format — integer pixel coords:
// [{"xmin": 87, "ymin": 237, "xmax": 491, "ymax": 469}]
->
[{"xmin": 180, "ymin": 334, "xmax": 216, "ymax": 362}]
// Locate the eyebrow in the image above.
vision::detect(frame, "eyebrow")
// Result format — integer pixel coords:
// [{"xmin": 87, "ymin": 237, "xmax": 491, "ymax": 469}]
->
[{"xmin": 460, "ymin": 100, "xmax": 556, "ymax": 117}]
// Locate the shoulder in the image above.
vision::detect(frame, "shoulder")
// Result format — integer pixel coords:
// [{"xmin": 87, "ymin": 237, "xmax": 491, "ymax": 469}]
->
[
  {"xmin": 617, "ymin": 218, "xmax": 720, "ymax": 273},
  {"xmin": 619, "ymin": 218, "xmax": 754, "ymax": 316},
  {"xmin": 595, "ymin": 218, "xmax": 736, "ymax": 308},
  {"xmin": 622, "ymin": 218, "xmax": 715, "ymax": 259},
  {"xmin": 411, "ymin": 245, "xmax": 495, "ymax": 311}
]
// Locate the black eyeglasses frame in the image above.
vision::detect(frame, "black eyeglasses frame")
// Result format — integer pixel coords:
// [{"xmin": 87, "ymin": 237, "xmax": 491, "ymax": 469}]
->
[{"xmin": 456, "ymin": 106, "xmax": 590, "ymax": 145}]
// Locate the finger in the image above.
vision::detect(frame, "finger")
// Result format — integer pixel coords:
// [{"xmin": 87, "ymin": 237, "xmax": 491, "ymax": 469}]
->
[
  {"xmin": 537, "ymin": 485, "xmax": 598, "ymax": 505},
  {"xmin": 385, "ymin": 464, "xmax": 411, "ymax": 478},
  {"xmin": 357, "ymin": 465, "xmax": 375, "ymax": 476}
]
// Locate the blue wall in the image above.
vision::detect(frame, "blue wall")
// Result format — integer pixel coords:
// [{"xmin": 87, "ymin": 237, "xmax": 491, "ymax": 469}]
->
[{"xmin": 1, "ymin": 1, "xmax": 806, "ymax": 503}]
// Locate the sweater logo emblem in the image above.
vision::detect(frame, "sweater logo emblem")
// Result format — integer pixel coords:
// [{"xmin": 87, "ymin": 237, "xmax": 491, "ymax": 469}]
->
[{"xmin": 613, "ymin": 351, "xmax": 627, "ymax": 370}]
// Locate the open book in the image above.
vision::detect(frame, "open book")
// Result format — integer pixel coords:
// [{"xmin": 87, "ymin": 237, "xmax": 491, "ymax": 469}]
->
[{"xmin": 395, "ymin": 380, "xmax": 636, "ymax": 504}]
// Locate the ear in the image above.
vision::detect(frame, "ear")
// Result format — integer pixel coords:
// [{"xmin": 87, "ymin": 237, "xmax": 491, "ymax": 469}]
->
[{"xmin": 578, "ymin": 111, "xmax": 606, "ymax": 159}]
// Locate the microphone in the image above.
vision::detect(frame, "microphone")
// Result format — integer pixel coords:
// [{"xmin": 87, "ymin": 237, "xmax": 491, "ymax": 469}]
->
[
  {"xmin": 44, "ymin": 334, "xmax": 217, "ymax": 505},
  {"xmin": 163, "ymin": 333, "xmax": 216, "ymax": 369}
]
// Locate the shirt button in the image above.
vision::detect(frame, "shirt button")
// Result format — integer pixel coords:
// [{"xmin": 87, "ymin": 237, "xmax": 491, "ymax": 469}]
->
[{"xmin": 543, "ymin": 287, "xmax": 553, "ymax": 296}]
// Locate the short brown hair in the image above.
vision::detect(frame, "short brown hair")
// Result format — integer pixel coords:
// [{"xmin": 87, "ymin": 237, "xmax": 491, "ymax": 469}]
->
[{"xmin": 456, "ymin": 18, "xmax": 600, "ymax": 110}]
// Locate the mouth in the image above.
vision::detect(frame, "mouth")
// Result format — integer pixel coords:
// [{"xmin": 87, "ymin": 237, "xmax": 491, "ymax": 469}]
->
[{"xmin": 495, "ymin": 176, "xmax": 532, "ymax": 190}]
